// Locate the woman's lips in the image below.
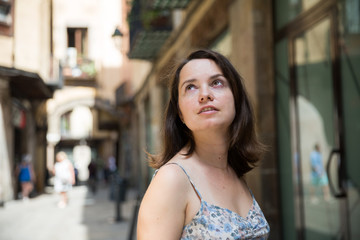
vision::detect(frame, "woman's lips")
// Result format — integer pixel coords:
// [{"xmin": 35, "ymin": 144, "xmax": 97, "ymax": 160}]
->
[{"xmin": 198, "ymin": 106, "xmax": 218, "ymax": 114}]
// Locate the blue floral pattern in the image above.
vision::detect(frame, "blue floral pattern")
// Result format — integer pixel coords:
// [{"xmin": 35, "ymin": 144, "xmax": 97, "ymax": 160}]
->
[
  {"xmin": 180, "ymin": 196, "xmax": 270, "ymax": 239},
  {"xmin": 157, "ymin": 163, "xmax": 270, "ymax": 239}
]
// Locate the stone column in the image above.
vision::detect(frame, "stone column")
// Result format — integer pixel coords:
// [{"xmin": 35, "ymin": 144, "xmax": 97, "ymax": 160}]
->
[
  {"xmin": 0, "ymin": 79, "xmax": 14, "ymax": 201},
  {"xmin": 230, "ymin": 0, "xmax": 280, "ymax": 238}
]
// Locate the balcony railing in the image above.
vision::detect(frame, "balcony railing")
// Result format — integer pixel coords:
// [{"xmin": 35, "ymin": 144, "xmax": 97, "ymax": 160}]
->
[{"xmin": 61, "ymin": 47, "xmax": 96, "ymax": 86}]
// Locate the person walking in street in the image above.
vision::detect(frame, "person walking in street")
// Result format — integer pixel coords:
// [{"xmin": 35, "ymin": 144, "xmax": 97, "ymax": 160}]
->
[
  {"xmin": 137, "ymin": 50, "xmax": 270, "ymax": 239},
  {"xmin": 53, "ymin": 151, "xmax": 75, "ymax": 208},
  {"xmin": 310, "ymin": 144, "xmax": 331, "ymax": 203},
  {"xmin": 88, "ymin": 159, "xmax": 98, "ymax": 195},
  {"xmin": 16, "ymin": 154, "xmax": 36, "ymax": 201}
]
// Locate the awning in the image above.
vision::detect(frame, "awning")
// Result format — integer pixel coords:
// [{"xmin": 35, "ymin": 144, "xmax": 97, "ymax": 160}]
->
[
  {"xmin": 128, "ymin": 30, "xmax": 171, "ymax": 59},
  {"xmin": 0, "ymin": 66, "xmax": 53, "ymax": 100},
  {"xmin": 150, "ymin": 0, "xmax": 191, "ymax": 9}
]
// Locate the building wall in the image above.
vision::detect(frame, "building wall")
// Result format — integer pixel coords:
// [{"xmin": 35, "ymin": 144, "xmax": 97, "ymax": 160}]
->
[
  {"xmin": 0, "ymin": 0, "xmax": 52, "ymax": 201},
  {"xmin": 52, "ymin": 0, "xmax": 127, "ymax": 104},
  {"xmin": 0, "ymin": 79, "xmax": 13, "ymax": 201},
  {"xmin": 0, "ymin": 0, "xmax": 51, "ymax": 75},
  {"xmin": 14, "ymin": 0, "xmax": 51, "ymax": 80},
  {"xmin": 48, "ymin": 0, "xmax": 130, "ymax": 177},
  {"xmin": 229, "ymin": 1, "xmax": 279, "ymax": 237},
  {"xmin": 0, "ymin": 39, "xmax": 13, "ymax": 67}
]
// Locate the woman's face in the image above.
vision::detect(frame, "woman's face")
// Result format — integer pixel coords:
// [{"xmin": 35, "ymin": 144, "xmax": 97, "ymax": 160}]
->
[{"xmin": 178, "ymin": 58, "xmax": 235, "ymax": 133}]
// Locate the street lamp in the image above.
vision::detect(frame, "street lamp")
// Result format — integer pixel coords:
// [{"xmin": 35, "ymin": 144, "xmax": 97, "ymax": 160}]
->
[
  {"xmin": 112, "ymin": 27, "xmax": 124, "ymax": 52},
  {"xmin": 112, "ymin": 27, "xmax": 124, "ymax": 38}
]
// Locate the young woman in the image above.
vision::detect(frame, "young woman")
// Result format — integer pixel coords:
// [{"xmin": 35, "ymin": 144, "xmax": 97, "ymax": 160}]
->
[
  {"xmin": 137, "ymin": 50, "xmax": 270, "ymax": 239},
  {"xmin": 53, "ymin": 151, "xmax": 75, "ymax": 208}
]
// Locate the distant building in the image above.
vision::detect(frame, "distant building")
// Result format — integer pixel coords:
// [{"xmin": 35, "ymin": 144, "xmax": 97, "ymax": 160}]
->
[
  {"xmin": 46, "ymin": 0, "xmax": 131, "ymax": 186},
  {"xmin": 0, "ymin": 0, "xmax": 54, "ymax": 201},
  {"xmin": 0, "ymin": 0, "xmax": 132, "ymax": 201}
]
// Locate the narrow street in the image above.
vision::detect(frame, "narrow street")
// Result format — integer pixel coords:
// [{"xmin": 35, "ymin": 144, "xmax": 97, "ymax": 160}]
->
[{"xmin": 0, "ymin": 184, "xmax": 138, "ymax": 240}]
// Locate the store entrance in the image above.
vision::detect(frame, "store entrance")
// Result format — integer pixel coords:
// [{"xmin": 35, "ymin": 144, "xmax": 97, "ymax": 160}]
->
[
  {"xmin": 289, "ymin": 14, "xmax": 350, "ymax": 239},
  {"xmin": 275, "ymin": 1, "xmax": 360, "ymax": 239},
  {"xmin": 289, "ymin": 3, "xmax": 360, "ymax": 240}
]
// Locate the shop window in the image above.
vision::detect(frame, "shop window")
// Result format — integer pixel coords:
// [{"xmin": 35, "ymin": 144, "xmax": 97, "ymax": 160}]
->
[
  {"xmin": 64, "ymin": 27, "xmax": 95, "ymax": 79},
  {"xmin": 60, "ymin": 111, "xmax": 72, "ymax": 137},
  {"xmin": 67, "ymin": 27, "xmax": 88, "ymax": 57},
  {"xmin": 344, "ymin": 0, "xmax": 360, "ymax": 34},
  {"xmin": 0, "ymin": 0, "xmax": 13, "ymax": 35}
]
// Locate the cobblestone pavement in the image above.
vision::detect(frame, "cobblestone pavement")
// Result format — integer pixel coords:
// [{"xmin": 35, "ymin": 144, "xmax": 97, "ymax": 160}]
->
[{"xmin": 0, "ymin": 184, "xmax": 138, "ymax": 240}]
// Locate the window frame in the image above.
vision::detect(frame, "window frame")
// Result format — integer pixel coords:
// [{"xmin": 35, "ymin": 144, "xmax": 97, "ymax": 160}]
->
[
  {"xmin": 67, "ymin": 27, "xmax": 88, "ymax": 57},
  {"xmin": 0, "ymin": 0, "xmax": 14, "ymax": 36}
]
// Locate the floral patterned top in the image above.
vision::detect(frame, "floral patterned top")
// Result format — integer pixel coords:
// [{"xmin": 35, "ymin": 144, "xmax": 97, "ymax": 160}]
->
[{"xmin": 157, "ymin": 163, "xmax": 270, "ymax": 240}]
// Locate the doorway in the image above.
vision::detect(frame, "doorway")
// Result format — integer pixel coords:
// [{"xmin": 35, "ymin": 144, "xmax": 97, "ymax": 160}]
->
[
  {"xmin": 290, "ymin": 15, "xmax": 348, "ymax": 239},
  {"xmin": 275, "ymin": 1, "xmax": 359, "ymax": 239}
]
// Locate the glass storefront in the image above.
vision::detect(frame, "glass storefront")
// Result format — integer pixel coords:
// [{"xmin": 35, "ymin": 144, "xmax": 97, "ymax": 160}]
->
[
  {"xmin": 339, "ymin": 1, "xmax": 360, "ymax": 238},
  {"xmin": 275, "ymin": 0, "xmax": 360, "ymax": 239},
  {"xmin": 275, "ymin": 0, "xmax": 322, "ymax": 30}
]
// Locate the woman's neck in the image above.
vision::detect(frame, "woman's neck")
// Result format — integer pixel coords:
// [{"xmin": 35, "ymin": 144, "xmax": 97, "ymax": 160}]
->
[{"xmin": 192, "ymin": 131, "xmax": 230, "ymax": 170}]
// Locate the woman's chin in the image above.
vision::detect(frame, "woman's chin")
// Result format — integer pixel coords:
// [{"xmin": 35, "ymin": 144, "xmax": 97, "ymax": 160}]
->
[{"xmin": 190, "ymin": 122, "xmax": 231, "ymax": 133}]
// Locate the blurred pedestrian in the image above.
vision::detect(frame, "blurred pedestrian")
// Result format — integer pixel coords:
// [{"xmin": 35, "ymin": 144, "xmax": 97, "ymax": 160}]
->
[
  {"xmin": 310, "ymin": 144, "xmax": 331, "ymax": 203},
  {"xmin": 88, "ymin": 159, "xmax": 98, "ymax": 194},
  {"xmin": 16, "ymin": 154, "xmax": 36, "ymax": 201},
  {"xmin": 137, "ymin": 50, "xmax": 270, "ymax": 239},
  {"xmin": 106, "ymin": 155, "xmax": 118, "ymax": 200},
  {"xmin": 108, "ymin": 155, "xmax": 117, "ymax": 174},
  {"xmin": 104, "ymin": 155, "xmax": 117, "ymax": 185},
  {"xmin": 53, "ymin": 151, "xmax": 75, "ymax": 208}
]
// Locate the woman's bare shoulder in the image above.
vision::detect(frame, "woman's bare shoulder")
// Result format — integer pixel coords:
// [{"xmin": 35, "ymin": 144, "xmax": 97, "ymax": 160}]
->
[
  {"xmin": 152, "ymin": 159, "xmax": 190, "ymax": 190},
  {"xmin": 148, "ymin": 149, "xmax": 193, "ymax": 192},
  {"xmin": 137, "ymin": 155, "xmax": 193, "ymax": 239}
]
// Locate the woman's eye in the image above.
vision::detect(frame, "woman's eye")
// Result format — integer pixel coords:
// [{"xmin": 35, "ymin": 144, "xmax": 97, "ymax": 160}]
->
[
  {"xmin": 212, "ymin": 79, "xmax": 223, "ymax": 87},
  {"xmin": 185, "ymin": 84, "xmax": 196, "ymax": 91}
]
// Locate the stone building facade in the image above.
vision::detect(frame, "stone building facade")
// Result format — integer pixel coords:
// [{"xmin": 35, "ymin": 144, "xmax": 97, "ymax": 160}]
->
[
  {"xmin": 0, "ymin": 0, "xmax": 54, "ymax": 201},
  {"xmin": 124, "ymin": 0, "xmax": 360, "ymax": 239},
  {"xmin": 124, "ymin": 0, "xmax": 280, "ymax": 237}
]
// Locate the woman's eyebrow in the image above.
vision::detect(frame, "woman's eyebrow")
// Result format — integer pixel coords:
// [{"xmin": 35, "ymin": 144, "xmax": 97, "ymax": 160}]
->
[
  {"xmin": 180, "ymin": 78, "xmax": 196, "ymax": 89},
  {"xmin": 209, "ymin": 74, "xmax": 224, "ymax": 80}
]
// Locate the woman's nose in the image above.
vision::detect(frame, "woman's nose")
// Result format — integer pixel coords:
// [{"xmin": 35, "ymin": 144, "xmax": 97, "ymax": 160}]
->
[{"xmin": 198, "ymin": 87, "xmax": 214, "ymax": 102}]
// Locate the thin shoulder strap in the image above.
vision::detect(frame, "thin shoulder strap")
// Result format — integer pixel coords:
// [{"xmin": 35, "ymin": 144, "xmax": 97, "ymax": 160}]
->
[
  {"xmin": 154, "ymin": 162, "xmax": 203, "ymax": 200},
  {"xmin": 243, "ymin": 178, "xmax": 256, "ymax": 202}
]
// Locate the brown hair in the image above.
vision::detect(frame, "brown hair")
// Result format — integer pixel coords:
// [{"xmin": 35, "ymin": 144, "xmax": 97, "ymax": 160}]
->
[{"xmin": 149, "ymin": 49, "xmax": 265, "ymax": 177}]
